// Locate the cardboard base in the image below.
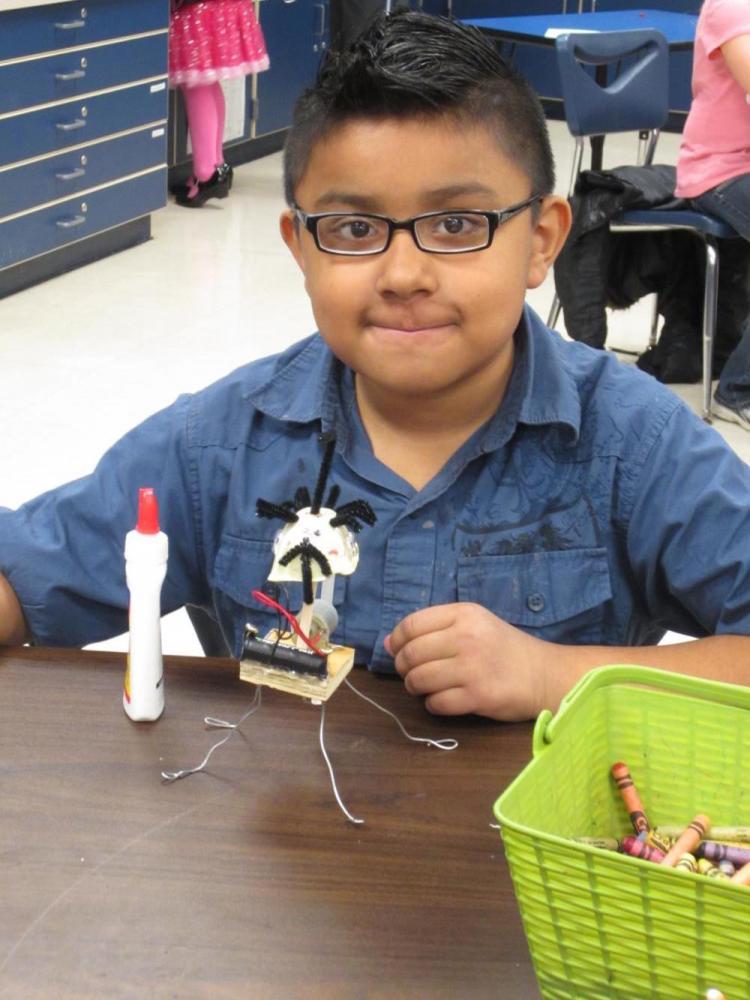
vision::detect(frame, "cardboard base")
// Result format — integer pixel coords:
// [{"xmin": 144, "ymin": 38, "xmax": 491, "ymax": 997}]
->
[{"xmin": 239, "ymin": 632, "xmax": 355, "ymax": 702}]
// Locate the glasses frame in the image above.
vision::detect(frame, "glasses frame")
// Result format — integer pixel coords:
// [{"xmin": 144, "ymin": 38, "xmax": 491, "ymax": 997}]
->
[{"xmin": 292, "ymin": 194, "xmax": 544, "ymax": 256}]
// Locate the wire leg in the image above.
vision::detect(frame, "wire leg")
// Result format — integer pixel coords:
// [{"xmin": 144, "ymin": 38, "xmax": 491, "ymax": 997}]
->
[
  {"xmin": 318, "ymin": 701, "xmax": 364, "ymax": 826},
  {"xmin": 344, "ymin": 679, "xmax": 458, "ymax": 751},
  {"xmin": 161, "ymin": 687, "xmax": 263, "ymax": 781}
]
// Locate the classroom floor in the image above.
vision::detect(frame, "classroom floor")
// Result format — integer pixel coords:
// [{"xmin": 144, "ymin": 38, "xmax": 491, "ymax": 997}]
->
[{"xmin": 2, "ymin": 120, "xmax": 748, "ymax": 655}]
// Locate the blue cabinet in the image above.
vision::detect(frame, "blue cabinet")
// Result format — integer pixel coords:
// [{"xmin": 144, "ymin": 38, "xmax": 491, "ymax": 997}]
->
[
  {"xmin": 254, "ymin": 0, "xmax": 330, "ymax": 137},
  {"xmin": 0, "ymin": 34, "xmax": 168, "ymax": 115},
  {"xmin": 0, "ymin": 0, "xmax": 169, "ymax": 297},
  {"xmin": 0, "ymin": 171, "xmax": 167, "ymax": 271},
  {"xmin": 0, "ymin": 0, "xmax": 168, "ymax": 61}
]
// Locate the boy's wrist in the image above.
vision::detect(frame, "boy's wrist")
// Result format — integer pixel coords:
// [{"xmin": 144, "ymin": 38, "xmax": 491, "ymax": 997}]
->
[{"xmin": 538, "ymin": 642, "xmax": 589, "ymax": 715}]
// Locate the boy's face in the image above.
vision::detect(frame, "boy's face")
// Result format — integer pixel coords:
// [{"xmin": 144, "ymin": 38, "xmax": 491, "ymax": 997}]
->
[{"xmin": 280, "ymin": 116, "xmax": 570, "ymax": 404}]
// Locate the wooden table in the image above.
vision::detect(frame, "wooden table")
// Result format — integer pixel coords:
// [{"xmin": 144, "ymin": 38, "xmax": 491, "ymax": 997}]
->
[{"xmin": 0, "ymin": 648, "xmax": 539, "ymax": 998}]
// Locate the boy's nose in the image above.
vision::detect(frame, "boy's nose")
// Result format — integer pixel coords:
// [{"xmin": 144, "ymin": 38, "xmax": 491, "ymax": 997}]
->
[{"xmin": 373, "ymin": 229, "xmax": 439, "ymax": 298}]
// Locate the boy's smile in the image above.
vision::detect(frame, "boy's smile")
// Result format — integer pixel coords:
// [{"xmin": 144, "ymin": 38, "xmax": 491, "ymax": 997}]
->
[{"xmin": 281, "ymin": 116, "xmax": 569, "ymax": 432}]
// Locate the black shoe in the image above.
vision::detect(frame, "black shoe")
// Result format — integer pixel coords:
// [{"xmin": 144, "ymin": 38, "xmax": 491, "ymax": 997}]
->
[
  {"xmin": 216, "ymin": 162, "xmax": 233, "ymax": 193},
  {"xmin": 635, "ymin": 347, "xmax": 660, "ymax": 378},
  {"xmin": 636, "ymin": 337, "xmax": 702, "ymax": 384},
  {"xmin": 174, "ymin": 168, "xmax": 230, "ymax": 208},
  {"xmin": 657, "ymin": 342, "xmax": 702, "ymax": 384}
]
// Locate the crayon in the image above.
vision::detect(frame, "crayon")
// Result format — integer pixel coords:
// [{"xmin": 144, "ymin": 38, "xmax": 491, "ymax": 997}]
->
[
  {"xmin": 661, "ymin": 814, "xmax": 710, "ymax": 867},
  {"xmin": 711, "ymin": 840, "xmax": 750, "ymax": 850},
  {"xmin": 674, "ymin": 852, "xmax": 697, "ymax": 873},
  {"xmin": 705, "ymin": 867, "xmax": 731, "ymax": 881},
  {"xmin": 658, "ymin": 825, "xmax": 750, "ymax": 844},
  {"xmin": 572, "ymin": 837, "xmax": 620, "ymax": 851},
  {"xmin": 696, "ymin": 858, "xmax": 730, "ymax": 880},
  {"xmin": 730, "ymin": 860, "xmax": 750, "ymax": 886},
  {"xmin": 705, "ymin": 990, "xmax": 727, "ymax": 1000},
  {"xmin": 718, "ymin": 860, "xmax": 736, "ymax": 877},
  {"xmin": 698, "ymin": 841, "xmax": 750, "ymax": 867},
  {"xmin": 645, "ymin": 830, "xmax": 673, "ymax": 854},
  {"xmin": 620, "ymin": 835, "xmax": 665, "ymax": 863},
  {"xmin": 611, "ymin": 762, "xmax": 650, "ymax": 835}
]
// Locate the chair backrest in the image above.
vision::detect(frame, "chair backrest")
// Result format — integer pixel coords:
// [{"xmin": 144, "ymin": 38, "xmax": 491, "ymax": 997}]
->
[{"xmin": 555, "ymin": 29, "xmax": 669, "ymax": 138}]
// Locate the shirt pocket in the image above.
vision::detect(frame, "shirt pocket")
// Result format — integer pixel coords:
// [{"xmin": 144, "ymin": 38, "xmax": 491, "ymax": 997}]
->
[
  {"xmin": 212, "ymin": 533, "xmax": 346, "ymax": 655},
  {"xmin": 457, "ymin": 547, "xmax": 613, "ymax": 641}
]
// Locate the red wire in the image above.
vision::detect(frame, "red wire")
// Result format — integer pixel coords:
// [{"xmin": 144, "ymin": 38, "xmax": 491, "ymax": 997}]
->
[{"xmin": 251, "ymin": 589, "xmax": 326, "ymax": 657}]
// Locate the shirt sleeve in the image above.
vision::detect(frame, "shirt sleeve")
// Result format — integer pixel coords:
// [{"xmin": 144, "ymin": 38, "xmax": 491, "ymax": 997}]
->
[
  {"xmin": 702, "ymin": 0, "xmax": 750, "ymax": 58},
  {"xmin": 0, "ymin": 393, "xmax": 208, "ymax": 647},
  {"xmin": 624, "ymin": 401, "xmax": 750, "ymax": 637}
]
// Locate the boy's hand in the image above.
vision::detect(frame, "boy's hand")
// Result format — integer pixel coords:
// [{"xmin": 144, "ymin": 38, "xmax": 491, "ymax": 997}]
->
[
  {"xmin": 385, "ymin": 603, "xmax": 565, "ymax": 722},
  {"xmin": 0, "ymin": 572, "xmax": 28, "ymax": 646}
]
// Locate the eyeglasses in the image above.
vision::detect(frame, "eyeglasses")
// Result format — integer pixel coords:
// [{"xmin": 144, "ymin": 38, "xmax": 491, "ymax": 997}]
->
[{"xmin": 292, "ymin": 193, "xmax": 543, "ymax": 256}]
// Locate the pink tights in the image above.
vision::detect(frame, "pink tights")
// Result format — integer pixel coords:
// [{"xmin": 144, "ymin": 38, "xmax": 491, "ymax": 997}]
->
[{"xmin": 181, "ymin": 82, "xmax": 226, "ymax": 182}]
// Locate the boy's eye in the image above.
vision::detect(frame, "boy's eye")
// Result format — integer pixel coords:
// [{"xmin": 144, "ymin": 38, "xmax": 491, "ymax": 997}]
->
[
  {"xmin": 417, "ymin": 212, "xmax": 489, "ymax": 251},
  {"xmin": 433, "ymin": 214, "xmax": 481, "ymax": 235},
  {"xmin": 347, "ymin": 218, "xmax": 375, "ymax": 239},
  {"xmin": 317, "ymin": 214, "xmax": 387, "ymax": 251}
]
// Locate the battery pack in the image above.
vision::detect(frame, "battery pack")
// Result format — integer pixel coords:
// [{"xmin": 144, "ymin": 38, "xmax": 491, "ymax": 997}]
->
[{"xmin": 241, "ymin": 629, "xmax": 328, "ymax": 678}]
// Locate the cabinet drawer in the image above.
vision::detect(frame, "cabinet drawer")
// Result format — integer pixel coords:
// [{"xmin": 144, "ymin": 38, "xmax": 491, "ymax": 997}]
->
[
  {"xmin": 0, "ymin": 167, "xmax": 166, "ymax": 271},
  {"xmin": 0, "ymin": 0, "xmax": 168, "ymax": 63},
  {"xmin": 0, "ymin": 34, "xmax": 167, "ymax": 116},
  {"xmin": 0, "ymin": 80, "xmax": 167, "ymax": 168},
  {"xmin": 0, "ymin": 126, "xmax": 167, "ymax": 220}
]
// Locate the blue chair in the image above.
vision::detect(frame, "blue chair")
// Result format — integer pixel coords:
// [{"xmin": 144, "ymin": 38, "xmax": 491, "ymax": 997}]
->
[{"xmin": 549, "ymin": 29, "xmax": 740, "ymax": 421}]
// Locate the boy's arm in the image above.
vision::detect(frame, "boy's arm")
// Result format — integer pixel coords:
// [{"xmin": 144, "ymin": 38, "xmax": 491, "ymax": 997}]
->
[
  {"xmin": 386, "ymin": 604, "xmax": 750, "ymax": 722},
  {"xmin": 0, "ymin": 392, "xmax": 206, "ymax": 649},
  {"xmin": 0, "ymin": 572, "xmax": 28, "ymax": 646}
]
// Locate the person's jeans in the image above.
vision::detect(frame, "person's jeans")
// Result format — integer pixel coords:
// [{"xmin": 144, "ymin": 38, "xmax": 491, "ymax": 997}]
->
[{"xmin": 692, "ymin": 174, "xmax": 750, "ymax": 408}]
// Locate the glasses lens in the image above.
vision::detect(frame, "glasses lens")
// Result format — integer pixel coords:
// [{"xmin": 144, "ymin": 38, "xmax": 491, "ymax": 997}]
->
[
  {"xmin": 316, "ymin": 215, "xmax": 389, "ymax": 254},
  {"xmin": 415, "ymin": 212, "xmax": 490, "ymax": 252}
]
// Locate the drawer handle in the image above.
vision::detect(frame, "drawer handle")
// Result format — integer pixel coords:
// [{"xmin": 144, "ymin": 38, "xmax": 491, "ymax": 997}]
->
[
  {"xmin": 56, "ymin": 215, "xmax": 87, "ymax": 230},
  {"xmin": 55, "ymin": 69, "xmax": 86, "ymax": 82},
  {"xmin": 56, "ymin": 118, "xmax": 86, "ymax": 132},
  {"xmin": 314, "ymin": 2, "xmax": 325, "ymax": 34},
  {"xmin": 55, "ymin": 19, "xmax": 86, "ymax": 29},
  {"xmin": 55, "ymin": 167, "xmax": 86, "ymax": 181}
]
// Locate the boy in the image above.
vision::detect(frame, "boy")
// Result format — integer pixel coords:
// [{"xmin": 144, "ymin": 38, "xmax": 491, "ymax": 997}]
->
[{"xmin": 1, "ymin": 12, "xmax": 749, "ymax": 721}]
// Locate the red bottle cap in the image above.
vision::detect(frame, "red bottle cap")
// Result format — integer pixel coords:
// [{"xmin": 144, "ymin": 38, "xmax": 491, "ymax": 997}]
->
[{"xmin": 136, "ymin": 487, "xmax": 160, "ymax": 534}]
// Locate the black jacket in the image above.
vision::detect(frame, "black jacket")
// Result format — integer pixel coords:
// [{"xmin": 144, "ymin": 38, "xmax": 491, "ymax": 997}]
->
[{"xmin": 554, "ymin": 165, "xmax": 748, "ymax": 371}]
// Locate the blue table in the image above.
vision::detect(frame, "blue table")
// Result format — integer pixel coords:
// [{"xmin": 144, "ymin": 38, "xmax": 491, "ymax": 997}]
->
[
  {"xmin": 463, "ymin": 9, "xmax": 697, "ymax": 169},
  {"xmin": 464, "ymin": 10, "xmax": 697, "ymax": 51}
]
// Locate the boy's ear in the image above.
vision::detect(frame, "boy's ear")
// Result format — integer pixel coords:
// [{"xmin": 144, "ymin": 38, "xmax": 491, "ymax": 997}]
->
[
  {"xmin": 526, "ymin": 196, "xmax": 572, "ymax": 290},
  {"xmin": 280, "ymin": 209, "xmax": 306, "ymax": 272}
]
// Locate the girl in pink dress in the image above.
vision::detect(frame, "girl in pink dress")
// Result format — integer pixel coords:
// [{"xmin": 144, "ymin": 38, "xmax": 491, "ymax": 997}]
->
[{"xmin": 169, "ymin": 0, "xmax": 269, "ymax": 207}]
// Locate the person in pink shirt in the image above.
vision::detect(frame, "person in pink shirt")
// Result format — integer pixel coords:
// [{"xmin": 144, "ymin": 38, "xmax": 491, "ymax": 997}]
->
[{"xmin": 676, "ymin": 0, "xmax": 750, "ymax": 429}]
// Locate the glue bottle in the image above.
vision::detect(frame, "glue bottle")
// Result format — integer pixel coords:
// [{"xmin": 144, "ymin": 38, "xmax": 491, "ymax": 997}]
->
[{"xmin": 123, "ymin": 487, "xmax": 168, "ymax": 721}]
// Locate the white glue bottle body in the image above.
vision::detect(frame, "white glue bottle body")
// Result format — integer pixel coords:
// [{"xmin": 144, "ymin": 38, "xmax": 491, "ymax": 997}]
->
[{"xmin": 123, "ymin": 487, "xmax": 168, "ymax": 721}]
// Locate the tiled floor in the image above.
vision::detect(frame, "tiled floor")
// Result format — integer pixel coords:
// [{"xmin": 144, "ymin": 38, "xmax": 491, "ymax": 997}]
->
[{"xmin": 2, "ymin": 120, "xmax": 748, "ymax": 655}]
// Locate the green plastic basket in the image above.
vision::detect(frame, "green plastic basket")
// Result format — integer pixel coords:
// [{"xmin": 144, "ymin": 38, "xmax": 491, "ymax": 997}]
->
[{"xmin": 495, "ymin": 665, "xmax": 750, "ymax": 1000}]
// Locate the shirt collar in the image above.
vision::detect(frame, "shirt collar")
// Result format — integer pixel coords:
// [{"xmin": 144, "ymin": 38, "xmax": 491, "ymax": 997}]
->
[
  {"xmin": 508, "ymin": 305, "xmax": 582, "ymax": 444},
  {"xmin": 244, "ymin": 306, "xmax": 582, "ymax": 447},
  {"xmin": 243, "ymin": 334, "xmax": 342, "ymax": 433}
]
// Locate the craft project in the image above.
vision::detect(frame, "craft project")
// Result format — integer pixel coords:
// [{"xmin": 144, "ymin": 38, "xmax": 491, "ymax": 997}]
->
[
  {"xmin": 162, "ymin": 434, "xmax": 458, "ymax": 824},
  {"xmin": 240, "ymin": 433, "xmax": 376, "ymax": 700}
]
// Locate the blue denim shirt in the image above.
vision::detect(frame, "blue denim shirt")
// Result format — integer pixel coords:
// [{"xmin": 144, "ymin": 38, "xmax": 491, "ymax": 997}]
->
[{"xmin": 2, "ymin": 305, "xmax": 749, "ymax": 668}]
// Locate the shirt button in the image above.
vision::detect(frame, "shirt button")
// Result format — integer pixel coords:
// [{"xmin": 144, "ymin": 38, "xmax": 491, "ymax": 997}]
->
[{"xmin": 527, "ymin": 593, "xmax": 545, "ymax": 613}]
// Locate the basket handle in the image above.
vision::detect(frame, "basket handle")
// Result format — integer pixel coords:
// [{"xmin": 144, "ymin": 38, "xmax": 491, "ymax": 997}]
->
[{"xmin": 532, "ymin": 664, "xmax": 750, "ymax": 756}]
